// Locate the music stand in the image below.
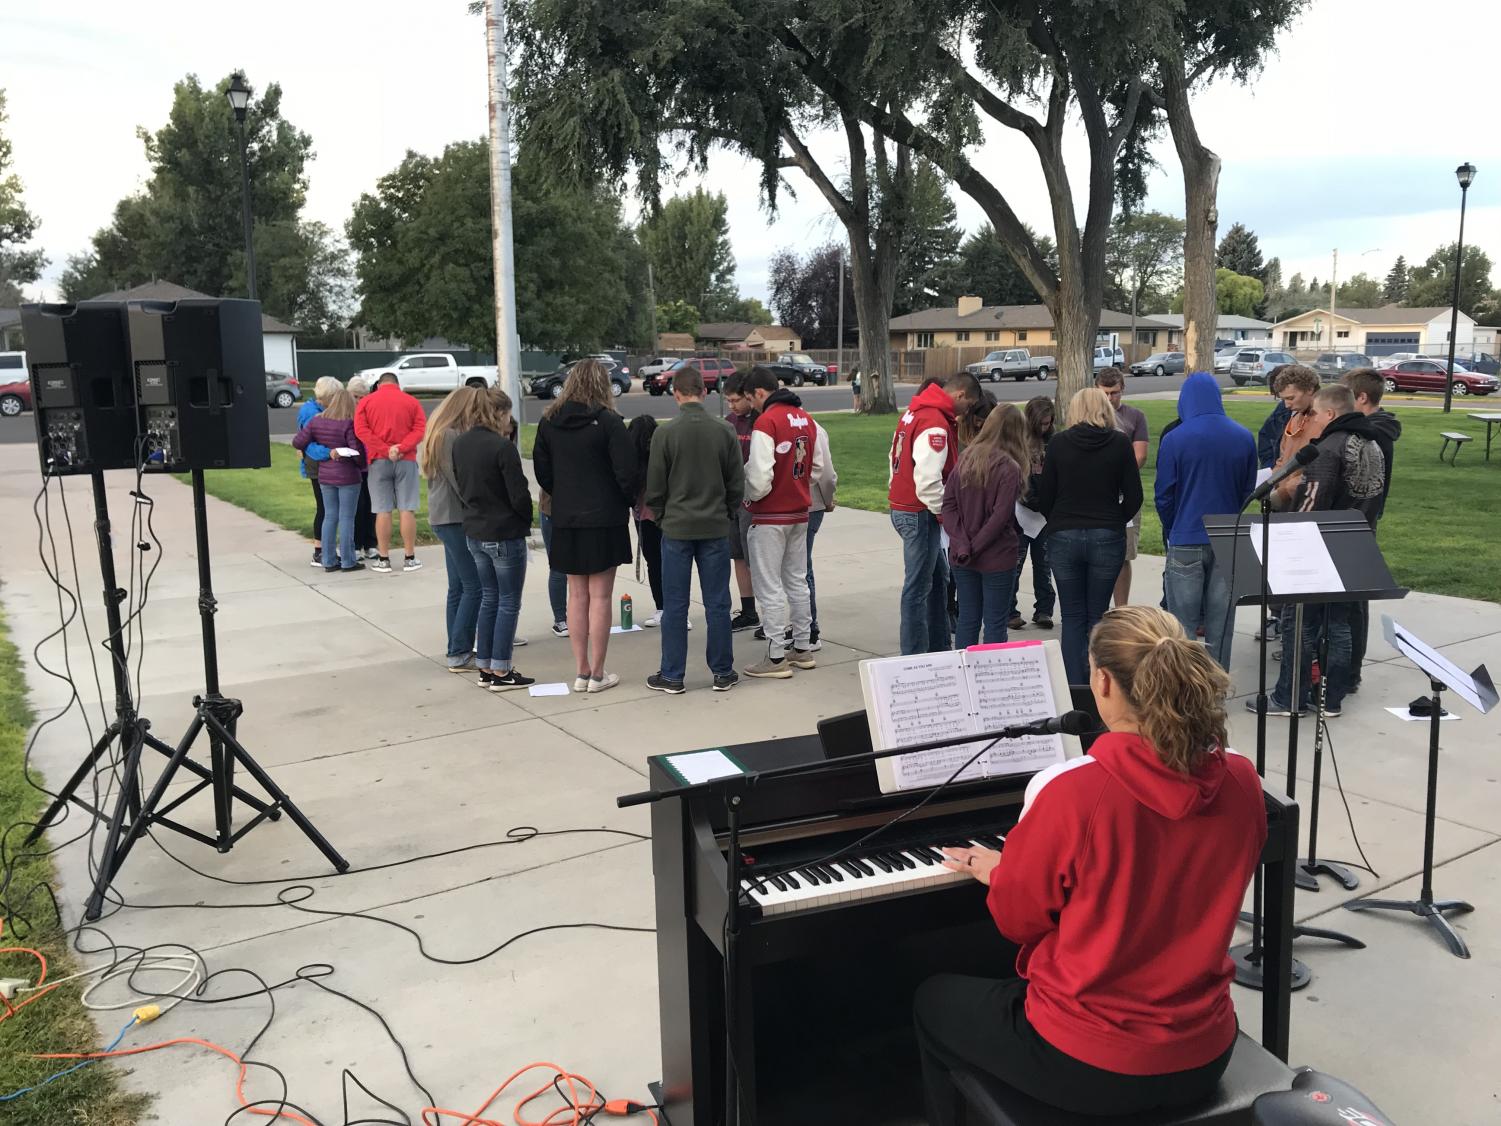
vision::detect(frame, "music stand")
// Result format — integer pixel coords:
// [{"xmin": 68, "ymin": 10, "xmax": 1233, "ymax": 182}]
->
[
  {"xmin": 1343, "ymin": 618, "xmax": 1498, "ymax": 958},
  {"xmin": 1206, "ymin": 511, "xmax": 1406, "ymax": 987}
]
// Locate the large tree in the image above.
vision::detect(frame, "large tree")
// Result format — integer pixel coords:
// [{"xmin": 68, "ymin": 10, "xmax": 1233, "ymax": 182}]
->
[
  {"xmin": 1215, "ymin": 222, "xmax": 1264, "ymax": 280},
  {"xmin": 769, "ymin": 242, "xmax": 855, "ymax": 349},
  {"xmin": 639, "ymin": 189, "xmax": 739, "ymax": 318},
  {"xmin": 929, "ymin": 225, "xmax": 1058, "ymax": 308},
  {"xmin": 1405, "ymin": 243, "xmax": 1495, "ymax": 318},
  {"xmin": 1335, "ymin": 272, "xmax": 1382, "ymax": 309},
  {"xmin": 0, "ymin": 88, "xmax": 45, "ymax": 305},
  {"xmin": 890, "ymin": 160, "xmax": 963, "ymax": 316},
  {"xmin": 1383, "ymin": 256, "xmax": 1409, "ymax": 304},
  {"xmin": 348, "ymin": 142, "xmax": 648, "ymax": 352},
  {"xmin": 1107, "ymin": 210, "xmax": 1185, "ymax": 330},
  {"xmin": 59, "ymin": 74, "xmax": 351, "ymax": 338}
]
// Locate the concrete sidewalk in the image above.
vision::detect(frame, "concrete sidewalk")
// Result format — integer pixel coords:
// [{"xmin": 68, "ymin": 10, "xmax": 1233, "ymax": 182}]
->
[{"xmin": 1, "ymin": 441, "xmax": 1497, "ymax": 1124}]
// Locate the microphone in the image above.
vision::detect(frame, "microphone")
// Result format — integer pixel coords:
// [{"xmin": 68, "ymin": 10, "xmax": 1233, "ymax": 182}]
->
[
  {"xmin": 995, "ymin": 710, "xmax": 1095, "ymax": 739},
  {"xmin": 1247, "ymin": 444, "xmax": 1318, "ymax": 504}
]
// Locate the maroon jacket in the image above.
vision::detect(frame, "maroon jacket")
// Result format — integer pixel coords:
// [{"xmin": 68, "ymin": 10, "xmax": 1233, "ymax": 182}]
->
[
  {"xmin": 294, "ymin": 415, "xmax": 366, "ymax": 486},
  {"xmin": 940, "ymin": 452, "xmax": 1022, "ymax": 573}
]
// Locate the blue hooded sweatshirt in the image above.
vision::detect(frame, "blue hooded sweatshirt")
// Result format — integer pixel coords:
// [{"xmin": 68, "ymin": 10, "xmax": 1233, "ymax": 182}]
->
[{"xmin": 1155, "ymin": 373, "xmax": 1257, "ymax": 547}]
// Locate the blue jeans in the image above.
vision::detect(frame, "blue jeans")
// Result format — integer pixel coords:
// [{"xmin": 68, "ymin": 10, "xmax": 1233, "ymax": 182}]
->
[
  {"xmin": 1048, "ymin": 527, "xmax": 1126, "ymax": 685},
  {"xmin": 538, "ymin": 512, "xmax": 568, "ymax": 624},
  {"xmin": 806, "ymin": 508, "xmax": 825, "ymax": 631},
  {"xmin": 433, "ymin": 523, "xmax": 482, "ymax": 665},
  {"xmin": 891, "ymin": 510, "xmax": 950, "ymax": 655},
  {"xmin": 1274, "ymin": 602, "xmax": 1352, "ymax": 711},
  {"xmin": 1164, "ymin": 543, "xmax": 1234, "ymax": 671},
  {"xmin": 952, "ymin": 565, "xmax": 1018, "ymax": 649},
  {"xmin": 1008, "ymin": 533, "xmax": 1055, "ymax": 620},
  {"xmin": 660, "ymin": 536, "xmax": 734, "ymax": 682},
  {"xmin": 467, "ymin": 537, "xmax": 527, "ymax": 672},
  {"xmin": 319, "ymin": 482, "xmax": 360, "ymax": 569}
]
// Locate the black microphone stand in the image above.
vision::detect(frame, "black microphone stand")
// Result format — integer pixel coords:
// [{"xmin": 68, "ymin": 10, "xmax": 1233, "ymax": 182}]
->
[{"xmin": 1296, "ymin": 630, "xmax": 1360, "ymax": 892}]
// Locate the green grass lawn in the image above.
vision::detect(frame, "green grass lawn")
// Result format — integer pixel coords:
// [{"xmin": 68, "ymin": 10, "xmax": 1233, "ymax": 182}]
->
[
  {"xmin": 0, "ymin": 610, "xmax": 150, "ymax": 1124},
  {"xmin": 195, "ymin": 403, "xmax": 1498, "ymax": 602}
]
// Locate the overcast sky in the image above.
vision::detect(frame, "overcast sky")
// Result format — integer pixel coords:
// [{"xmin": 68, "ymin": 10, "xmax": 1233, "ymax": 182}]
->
[{"xmin": 6, "ymin": 0, "xmax": 1496, "ymax": 311}]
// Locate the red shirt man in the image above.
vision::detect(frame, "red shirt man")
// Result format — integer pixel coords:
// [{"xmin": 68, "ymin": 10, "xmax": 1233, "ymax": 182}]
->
[
  {"xmin": 353, "ymin": 372, "xmax": 428, "ymax": 572},
  {"xmin": 887, "ymin": 378, "xmax": 959, "ymax": 654}
]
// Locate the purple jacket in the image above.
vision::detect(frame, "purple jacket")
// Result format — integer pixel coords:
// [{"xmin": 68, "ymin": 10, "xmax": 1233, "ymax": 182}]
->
[
  {"xmin": 294, "ymin": 415, "xmax": 365, "ymax": 486},
  {"xmin": 941, "ymin": 452, "xmax": 1022, "ymax": 573}
]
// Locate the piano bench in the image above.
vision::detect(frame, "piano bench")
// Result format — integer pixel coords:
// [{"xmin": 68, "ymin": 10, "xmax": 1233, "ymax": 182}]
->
[{"xmin": 952, "ymin": 1032, "xmax": 1293, "ymax": 1126}]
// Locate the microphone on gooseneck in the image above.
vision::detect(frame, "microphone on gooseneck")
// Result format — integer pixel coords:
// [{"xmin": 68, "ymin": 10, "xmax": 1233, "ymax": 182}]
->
[{"xmin": 1247, "ymin": 443, "xmax": 1319, "ymax": 504}]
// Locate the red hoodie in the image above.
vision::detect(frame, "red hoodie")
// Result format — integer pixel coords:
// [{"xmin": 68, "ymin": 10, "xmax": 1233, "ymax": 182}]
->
[
  {"xmin": 987, "ymin": 733, "xmax": 1265, "ymax": 1075},
  {"xmin": 888, "ymin": 383, "xmax": 957, "ymax": 515}
]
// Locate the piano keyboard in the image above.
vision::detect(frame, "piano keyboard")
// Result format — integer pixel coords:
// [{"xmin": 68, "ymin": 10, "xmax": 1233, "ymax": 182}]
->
[{"xmin": 740, "ymin": 834, "xmax": 1006, "ymax": 917}]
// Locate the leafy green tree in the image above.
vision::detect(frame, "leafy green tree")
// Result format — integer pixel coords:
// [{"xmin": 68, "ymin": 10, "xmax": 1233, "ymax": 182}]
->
[
  {"xmin": 656, "ymin": 299, "xmax": 701, "ymax": 335},
  {"xmin": 639, "ymin": 190, "xmax": 738, "ymax": 319},
  {"xmin": 1215, "ymin": 222, "xmax": 1264, "ymax": 280},
  {"xmin": 890, "ymin": 161, "xmax": 963, "ymax": 316},
  {"xmin": 348, "ymin": 142, "xmax": 646, "ymax": 353},
  {"xmin": 1406, "ymin": 243, "xmax": 1495, "ymax": 317},
  {"xmin": 57, "ymin": 73, "xmax": 350, "ymax": 337},
  {"xmin": 720, "ymin": 296, "xmax": 773, "ymax": 325},
  {"xmin": 1383, "ymin": 256, "xmax": 1409, "ymax": 304},
  {"xmin": 1214, "ymin": 268, "xmax": 1264, "ymax": 317},
  {"xmin": 770, "ymin": 243, "xmax": 855, "ymax": 349},
  {"xmin": 1335, "ymin": 272, "xmax": 1382, "ymax": 309},
  {"xmin": 929, "ymin": 226, "xmax": 1058, "ymax": 308},
  {"xmin": 0, "ymin": 88, "xmax": 45, "ymax": 304},
  {"xmin": 1107, "ymin": 210, "xmax": 1186, "ymax": 315}
]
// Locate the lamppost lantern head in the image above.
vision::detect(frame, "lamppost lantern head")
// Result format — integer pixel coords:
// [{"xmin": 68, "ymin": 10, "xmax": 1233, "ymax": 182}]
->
[
  {"xmin": 226, "ymin": 72, "xmax": 251, "ymax": 122},
  {"xmin": 1456, "ymin": 162, "xmax": 1476, "ymax": 190}
]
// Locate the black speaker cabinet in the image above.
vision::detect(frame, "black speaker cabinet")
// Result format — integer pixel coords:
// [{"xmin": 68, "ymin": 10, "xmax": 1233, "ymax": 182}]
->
[
  {"xmin": 20, "ymin": 303, "xmax": 141, "ymax": 475},
  {"xmin": 126, "ymin": 298, "xmax": 270, "ymax": 471}
]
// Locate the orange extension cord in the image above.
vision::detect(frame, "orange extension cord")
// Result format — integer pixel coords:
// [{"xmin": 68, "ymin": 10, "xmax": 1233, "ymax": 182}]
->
[{"xmin": 0, "ymin": 940, "xmax": 62, "ymax": 1026}]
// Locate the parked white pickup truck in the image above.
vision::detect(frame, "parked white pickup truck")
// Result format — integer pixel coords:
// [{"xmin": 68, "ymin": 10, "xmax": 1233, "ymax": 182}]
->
[
  {"xmin": 965, "ymin": 348, "xmax": 1055, "ymax": 383},
  {"xmin": 354, "ymin": 353, "xmax": 498, "ymax": 392}
]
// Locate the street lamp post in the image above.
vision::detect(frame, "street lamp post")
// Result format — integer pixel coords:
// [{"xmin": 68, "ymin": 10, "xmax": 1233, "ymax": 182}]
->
[
  {"xmin": 226, "ymin": 73, "xmax": 258, "ymax": 302},
  {"xmin": 1443, "ymin": 162, "xmax": 1476, "ymax": 413}
]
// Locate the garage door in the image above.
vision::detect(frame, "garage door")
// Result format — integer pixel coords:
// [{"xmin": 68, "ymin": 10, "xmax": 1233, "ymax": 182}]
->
[{"xmin": 1365, "ymin": 333, "xmax": 1420, "ymax": 357}]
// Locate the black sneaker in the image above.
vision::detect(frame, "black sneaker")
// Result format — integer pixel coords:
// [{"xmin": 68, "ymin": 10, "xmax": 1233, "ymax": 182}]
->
[
  {"xmin": 1031, "ymin": 613, "xmax": 1053, "ymax": 629},
  {"xmin": 485, "ymin": 668, "xmax": 535, "ymax": 692},
  {"xmin": 1008, "ymin": 614, "xmax": 1026, "ymax": 631},
  {"xmin": 713, "ymin": 672, "xmax": 740, "ymax": 692},
  {"xmin": 341, "ymin": 562, "xmax": 367, "ymax": 573},
  {"xmin": 731, "ymin": 610, "xmax": 760, "ymax": 633},
  {"xmin": 324, "ymin": 565, "xmax": 339, "ymax": 573},
  {"xmin": 646, "ymin": 673, "xmax": 686, "ymax": 695},
  {"xmin": 310, "ymin": 547, "xmax": 323, "ymax": 568}
]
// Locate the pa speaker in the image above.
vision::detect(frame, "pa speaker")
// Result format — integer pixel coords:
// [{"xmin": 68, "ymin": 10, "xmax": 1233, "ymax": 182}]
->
[
  {"xmin": 20, "ymin": 303, "xmax": 142, "ymax": 475},
  {"xmin": 126, "ymin": 298, "xmax": 270, "ymax": 470}
]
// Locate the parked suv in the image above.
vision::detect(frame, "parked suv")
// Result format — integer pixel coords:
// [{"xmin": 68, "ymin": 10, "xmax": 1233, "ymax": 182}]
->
[
  {"xmin": 266, "ymin": 371, "xmax": 301, "ymax": 408},
  {"xmin": 529, "ymin": 359, "xmax": 632, "ymax": 399},
  {"xmin": 1229, "ymin": 348, "xmax": 1296, "ymax": 386},
  {"xmin": 647, "ymin": 356, "xmax": 736, "ymax": 395},
  {"xmin": 1312, "ymin": 353, "xmax": 1372, "ymax": 381}
]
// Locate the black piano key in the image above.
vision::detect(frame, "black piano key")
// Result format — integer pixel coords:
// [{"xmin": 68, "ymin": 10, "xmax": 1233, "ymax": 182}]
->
[
  {"xmin": 769, "ymin": 874, "xmax": 787, "ymax": 892},
  {"xmin": 911, "ymin": 849, "xmax": 938, "ymax": 865},
  {"xmin": 803, "ymin": 866, "xmax": 827, "ymax": 884},
  {"xmin": 821, "ymin": 864, "xmax": 844, "ymax": 882},
  {"xmin": 837, "ymin": 860, "xmax": 862, "ymax": 878},
  {"xmin": 977, "ymin": 834, "xmax": 1005, "ymax": 849},
  {"xmin": 850, "ymin": 857, "xmax": 875, "ymax": 877},
  {"xmin": 783, "ymin": 872, "xmax": 800, "ymax": 888},
  {"xmin": 867, "ymin": 854, "xmax": 892, "ymax": 873},
  {"xmin": 890, "ymin": 851, "xmax": 916, "ymax": 870}
]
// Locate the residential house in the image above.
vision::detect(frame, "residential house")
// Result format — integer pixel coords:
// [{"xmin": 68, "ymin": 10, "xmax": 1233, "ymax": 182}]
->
[
  {"xmin": 885, "ymin": 295, "xmax": 1166, "ymax": 351},
  {"xmin": 90, "ymin": 280, "xmax": 299, "ymax": 376},
  {"xmin": 0, "ymin": 307, "xmax": 22, "ymax": 351},
  {"xmin": 1269, "ymin": 305, "xmax": 1476, "ymax": 356},
  {"xmin": 1143, "ymin": 313, "xmax": 1272, "ymax": 351},
  {"xmin": 694, "ymin": 322, "xmax": 803, "ymax": 352}
]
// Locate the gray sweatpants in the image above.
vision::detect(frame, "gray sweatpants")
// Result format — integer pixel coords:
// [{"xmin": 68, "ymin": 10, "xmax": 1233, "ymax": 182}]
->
[{"xmin": 746, "ymin": 521, "xmax": 811, "ymax": 658}]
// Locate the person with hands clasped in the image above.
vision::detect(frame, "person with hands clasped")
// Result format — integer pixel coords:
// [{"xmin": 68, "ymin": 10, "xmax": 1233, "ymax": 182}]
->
[{"xmin": 917, "ymin": 606, "xmax": 1266, "ymax": 1124}]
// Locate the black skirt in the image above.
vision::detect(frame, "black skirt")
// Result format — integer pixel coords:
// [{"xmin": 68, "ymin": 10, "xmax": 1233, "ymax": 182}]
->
[{"xmin": 548, "ymin": 524, "xmax": 633, "ymax": 576}]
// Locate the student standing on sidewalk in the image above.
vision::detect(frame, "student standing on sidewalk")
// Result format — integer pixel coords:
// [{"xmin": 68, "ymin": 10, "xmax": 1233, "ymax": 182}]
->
[
  {"xmin": 421, "ymin": 386, "xmax": 487, "ymax": 673},
  {"xmin": 723, "ymin": 372, "xmax": 761, "ymax": 633},
  {"xmin": 345, "ymin": 377, "xmax": 380, "ymax": 560},
  {"xmin": 1341, "ymin": 368, "xmax": 1402, "ymax": 693},
  {"xmin": 888, "ymin": 375, "xmax": 961, "ymax": 654},
  {"xmin": 1009, "ymin": 396, "xmax": 1057, "ymax": 633},
  {"xmin": 1096, "ymin": 368, "xmax": 1149, "ymax": 608},
  {"xmin": 298, "ymin": 377, "xmax": 340, "ymax": 568},
  {"xmin": 804, "ymin": 423, "xmax": 838, "ymax": 650},
  {"xmin": 293, "ymin": 388, "xmax": 367, "ymax": 573},
  {"xmin": 942, "ymin": 405, "xmax": 1025, "ymax": 647},
  {"xmin": 537, "ymin": 491, "xmax": 568, "ymax": 637},
  {"xmin": 742, "ymin": 367, "xmax": 823, "ymax": 680},
  {"xmin": 642, "ymin": 365, "xmax": 744, "ymax": 693},
  {"xmin": 628, "ymin": 415, "xmax": 667, "ymax": 627},
  {"xmin": 353, "ymin": 372, "xmax": 428, "ymax": 573},
  {"xmin": 452, "ymin": 390, "xmax": 535, "ymax": 692}
]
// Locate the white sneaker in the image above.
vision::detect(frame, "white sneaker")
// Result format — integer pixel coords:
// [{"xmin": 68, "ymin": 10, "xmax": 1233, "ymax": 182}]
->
[
  {"xmin": 513, "ymin": 636, "xmax": 528, "ymax": 647},
  {"xmin": 573, "ymin": 676, "xmax": 590, "ymax": 693},
  {"xmin": 587, "ymin": 671, "xmax": 620, "ymax": 694},
  {"xmin": 403, "ymin": 555, "xmax": 423, "ymax": 572},
  {"xmin": 551, "ymin": 622, "xmax": 569, "ymax": 638},
  {"xmin": 643, "ymin": 611, "xmax": 663, "ymax": 628}
]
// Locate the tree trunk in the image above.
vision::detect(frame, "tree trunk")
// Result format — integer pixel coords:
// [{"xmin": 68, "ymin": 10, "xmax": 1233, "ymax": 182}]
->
[
  {"xmin": 850, "ymin": 239, "xmax": 897, "ymax": 414},
  {"xmin": 1163, "ymin": 59, "xmax": 1220, "ymax": 375},
  {"xmin": 1051, "ymin": 279, "xmax": 1095, "ymax": 407}
]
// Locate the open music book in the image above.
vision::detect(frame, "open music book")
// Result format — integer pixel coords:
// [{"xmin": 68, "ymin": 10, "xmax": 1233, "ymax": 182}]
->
[{"xmin": 859, "ymin": 640, "xmax": 1078, "ymax": 794}]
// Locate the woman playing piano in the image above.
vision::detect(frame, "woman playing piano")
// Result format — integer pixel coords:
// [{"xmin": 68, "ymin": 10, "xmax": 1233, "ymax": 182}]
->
[{"xmin": 917, "ymin": 606, "xmax": 1266, "ymax": 1123}]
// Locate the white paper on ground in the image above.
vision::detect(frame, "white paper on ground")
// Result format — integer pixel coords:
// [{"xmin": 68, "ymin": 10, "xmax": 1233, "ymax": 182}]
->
[
  {"xmin": 1384, "ymin": 706, "xmax": 1459, "ymax": 723},
  {"xmin": 1014, "ymin": 503, "xmax": 1046, "ymax": 539},
  {"xmin": 1249, "ymin": 521, "xmax": 1343, "ymax": 596},
  {"xmin": 664, "ymin": 749, "xmax": 744, "ymax": 784},
  {"xmin": 527, "ymin": 682, "xmax": 571, "ymax": 697},
  {"xmin": 609, "ymin": 624, "xmax": 644, "ymax": 634}
]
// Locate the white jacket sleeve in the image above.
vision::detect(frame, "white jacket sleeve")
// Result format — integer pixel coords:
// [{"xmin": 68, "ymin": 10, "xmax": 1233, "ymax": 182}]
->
[
  {"xmin": 912, "ymin": 425, "xmax": 949, "ymax": 516},
  {"xmin": 812, "ymin": 426, "xmax": 836, "ymax": 508},
  {"xmin": 744, "ymin": 430, "xmax": 776, "ymax": 503}
]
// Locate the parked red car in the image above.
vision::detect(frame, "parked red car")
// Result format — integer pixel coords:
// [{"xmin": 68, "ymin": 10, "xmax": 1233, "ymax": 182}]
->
[
  {"xmin": 1380, "ymin": 359, "xmax": 1498, "ymax": 397},
  {"xmin": 647, "ymin": 356, "xmax": 738, "ymax": 395},
  {"xmin": 0, "ymin": 378, "xmax": 31, "ymax": 418}
]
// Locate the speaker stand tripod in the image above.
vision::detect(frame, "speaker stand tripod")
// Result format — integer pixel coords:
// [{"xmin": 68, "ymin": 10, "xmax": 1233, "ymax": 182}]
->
[{"xmin": 26, "ymin": 470, "xmax": 348, "ymax": 920}]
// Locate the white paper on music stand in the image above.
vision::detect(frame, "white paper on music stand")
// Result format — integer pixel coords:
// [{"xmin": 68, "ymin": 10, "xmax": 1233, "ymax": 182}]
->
[
  {"xmin": 663, "ymin": 749, "xmax": 744, "ymax": 785},
  {"xmin": 1249, "ymin": 521, "xmax": 1343, "ymax": 595},
  {"xmin": 862, "ymin": 652, "xmax": 984, "ymax": 790},
  {"xmin": 1014, "ymin": 503, "xmax": 1046, "ymax": 540},
  {"xmin": 964, "ymin": 645, "xmax": 1069, "ymax": 778},
  {"xmin": 1383, "ymin": 618, "xmax": 1497, "ymax": 714}
]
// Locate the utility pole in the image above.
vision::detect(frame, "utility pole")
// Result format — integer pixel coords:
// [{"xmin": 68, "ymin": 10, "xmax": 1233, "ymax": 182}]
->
[
  {"xmin": 1328, "ymin": 248, "xmax": 1339, "ymax": 350},
  {"xmin": 485, "ymin": 0, "xmax": 523, "ymax": 417},
  {"xmin": 647, "ymin": 263, "xmax": 659, "ymax": 355},
  {"xmin": 836, "ymin": 242, "xmax": 846, "ymax": 386}
]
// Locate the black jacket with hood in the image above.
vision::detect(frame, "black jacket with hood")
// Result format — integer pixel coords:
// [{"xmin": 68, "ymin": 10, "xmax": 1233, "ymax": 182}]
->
[
  {"xmin": 1035, "ymin": 424, "xmax": 1143, "ymax": 535},
  {"xmin": 533, "ymin": 402, "xmax": 637, "ymax": 529},
  {"xmin": 1293, "ymin": 412, "xmax": 1386, "ymax": 526},
  {"xmin": 1364, "ymin": 408, "xmax": 1402, "ymax": 520}
]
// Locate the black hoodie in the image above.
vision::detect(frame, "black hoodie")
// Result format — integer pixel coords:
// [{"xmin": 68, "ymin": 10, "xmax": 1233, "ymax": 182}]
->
[
  {"xmin": 1036, "ymin": 424, "xmax": 1143, "ymax": 535},
  {"xmin": 533, "ymin": 401, "xmax": 637, "ymax": 529},
  {"xmin": 1364, "ymin": 408, "xmax": 1402, "ymax": 519},
  {"xmin": 1294, "ymin": 412, "xmax": 1386, "ymax": 526}
]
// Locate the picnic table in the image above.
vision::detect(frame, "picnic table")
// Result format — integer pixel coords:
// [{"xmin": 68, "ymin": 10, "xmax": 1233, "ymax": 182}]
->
[{"xmin": 1468, "ymin": 412, "xmax": 1501, "ymax": 461}]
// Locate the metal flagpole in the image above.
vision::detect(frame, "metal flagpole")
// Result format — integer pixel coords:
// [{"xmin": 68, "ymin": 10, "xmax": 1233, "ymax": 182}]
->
[{"xmin": 486, "ymin": 0, "xmax": 524, "ymax": 420}]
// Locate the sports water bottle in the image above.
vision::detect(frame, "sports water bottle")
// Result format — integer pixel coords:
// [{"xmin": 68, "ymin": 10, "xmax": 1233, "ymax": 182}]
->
[{"xmin": 620, "ymin": 593, "xmax": 633, "ymax": 630}]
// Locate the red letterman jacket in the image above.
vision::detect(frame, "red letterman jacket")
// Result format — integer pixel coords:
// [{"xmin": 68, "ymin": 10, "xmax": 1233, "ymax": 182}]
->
[{"xmin": 744, "ymin": 389, "xmax": 823, "ymax": 525}]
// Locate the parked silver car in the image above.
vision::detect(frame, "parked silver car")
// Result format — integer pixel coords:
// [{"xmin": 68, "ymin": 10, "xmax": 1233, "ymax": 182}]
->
[
  {"xmin": 1229, "ymin": 349, "xmax": 1296, "ymax": 386},
  {"xmin": 266, "ymin": 371, "xmax": 301, "ymax": 408},
  {"xmin": 1128, "ymin": 352, "xmax": 1186, "ymax": 377}
]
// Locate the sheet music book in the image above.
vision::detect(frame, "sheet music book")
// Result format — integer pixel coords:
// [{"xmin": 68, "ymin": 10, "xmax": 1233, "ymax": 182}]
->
[{"xmin": 859, "ymin": 640, "xmax": 1078, "ymax": 794}]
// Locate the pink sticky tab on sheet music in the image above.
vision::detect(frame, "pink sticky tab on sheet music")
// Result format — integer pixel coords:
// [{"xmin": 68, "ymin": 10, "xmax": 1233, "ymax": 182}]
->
[{"xmin": 966, "ymin": 641, "xmax": 1042, "ymax": 651}]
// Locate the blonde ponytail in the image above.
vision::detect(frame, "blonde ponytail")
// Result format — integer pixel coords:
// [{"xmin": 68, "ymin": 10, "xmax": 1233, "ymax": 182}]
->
[{"xmin": 1089, "ymin": 606, "xmax": 1231, "ymax": 773}]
